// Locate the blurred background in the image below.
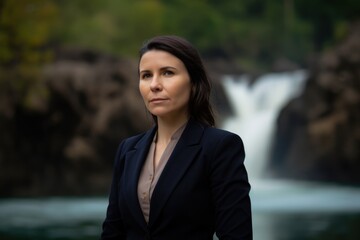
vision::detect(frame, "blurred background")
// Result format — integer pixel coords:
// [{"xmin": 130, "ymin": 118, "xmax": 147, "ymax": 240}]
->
[{"xmin": 0, "ymin": 0, "xmax": 359, "ymax": 239}]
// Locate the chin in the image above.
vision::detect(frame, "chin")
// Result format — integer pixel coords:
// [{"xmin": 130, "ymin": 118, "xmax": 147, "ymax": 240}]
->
[
  {"xmin": 148, "ymin": 108, "xmax": 169, "ymax": 117},
  {"xmin": 148, "ymin": 111, "xmax": 166, "ymax": 118}
]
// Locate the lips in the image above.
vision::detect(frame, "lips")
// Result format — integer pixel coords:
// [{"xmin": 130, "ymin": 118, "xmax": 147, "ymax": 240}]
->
[{"xmin": 149, "ymin": 98, "xmax": 168, "ymax": 103}]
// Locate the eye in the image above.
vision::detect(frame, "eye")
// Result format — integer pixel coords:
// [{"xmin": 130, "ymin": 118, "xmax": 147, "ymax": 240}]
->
[
  {"xmin": 141, "ymin": 72, "xmax": 152, "ymax": 79},
  {"xmin": 163, "ymin": 70, "xmax": 174, "ymax": 76}
]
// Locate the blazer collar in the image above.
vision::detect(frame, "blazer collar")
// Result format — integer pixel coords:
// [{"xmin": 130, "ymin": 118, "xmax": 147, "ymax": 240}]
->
[
  {"xmin": 123, "ymin": 126, "xmax": 156, "ymax": 230},
  {"xmin": 149, "ymin": 119, "xmax": 205, "ymax": 227},
  {"xmin": 124, "ymin": 119, "xmax": 206, "ymax": 229}
]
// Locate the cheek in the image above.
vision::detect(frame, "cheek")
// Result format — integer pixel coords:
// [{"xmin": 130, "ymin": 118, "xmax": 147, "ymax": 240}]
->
[
  {"xmin": 178, "ymin": 82, "xmax": 192, "ymax": 103},
  {"xmin": 139, "ymin": 82, "xmax": 147, "ymax": 98},
  {"xmin": 139, "ymin": 84, "xmax": 150, "ymax": 107}
]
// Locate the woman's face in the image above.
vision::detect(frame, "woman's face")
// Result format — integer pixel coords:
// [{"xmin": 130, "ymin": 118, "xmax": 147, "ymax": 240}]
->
[{"xmin": 139, "ymin": 50, "xmax": 191, "ymax": 122}]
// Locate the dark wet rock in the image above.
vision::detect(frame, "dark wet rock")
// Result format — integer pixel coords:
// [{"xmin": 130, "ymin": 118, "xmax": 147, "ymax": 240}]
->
[
  {"xmin": 269, "ymin": 22, "xmax": 360, "ymax": 184},
  {"xmin": 0, "ymin": 48, "xmax": 151, "ymax": 196}
]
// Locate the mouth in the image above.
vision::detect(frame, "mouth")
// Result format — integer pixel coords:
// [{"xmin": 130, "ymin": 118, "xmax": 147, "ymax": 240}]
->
[{"xmin": 149, "ymin": 98, "xmax": 168, "ymax": 103}]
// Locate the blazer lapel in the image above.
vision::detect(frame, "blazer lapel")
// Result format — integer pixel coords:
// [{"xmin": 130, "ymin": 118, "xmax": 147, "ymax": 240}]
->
[
  {"xmin": 148, "ymin": 119, "xmax": 205, "ymax": 228},
  {"xmin": 123, "ymin": 126, "xmax": 157, "ymax": 230}
]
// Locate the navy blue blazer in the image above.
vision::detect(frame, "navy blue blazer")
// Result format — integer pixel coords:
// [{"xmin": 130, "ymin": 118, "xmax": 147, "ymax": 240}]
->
[{"xmin": 101, "ymin": 119, "xmax": 252, "ymax": 240}]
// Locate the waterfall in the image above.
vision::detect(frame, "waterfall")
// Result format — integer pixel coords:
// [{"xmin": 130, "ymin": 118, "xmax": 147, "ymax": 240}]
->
[{"xmin": 221, "ymin": 70, "xmax": 307, "ymax": 180}]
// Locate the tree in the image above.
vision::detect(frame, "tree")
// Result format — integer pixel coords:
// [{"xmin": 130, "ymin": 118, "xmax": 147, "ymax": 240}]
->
[{"xmin": 0, "ymin": 0, "xmax": 57, "ymax": 110}]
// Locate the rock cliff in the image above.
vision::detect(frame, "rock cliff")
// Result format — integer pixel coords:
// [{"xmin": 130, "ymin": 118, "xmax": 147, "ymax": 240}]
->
[
  {"xmin": 269, "ymin": 22, "xmax": 360, "ymax": 184},
  {"xmin": 0, "ymin": 48, "xmax": 152, "ymax": 196}
]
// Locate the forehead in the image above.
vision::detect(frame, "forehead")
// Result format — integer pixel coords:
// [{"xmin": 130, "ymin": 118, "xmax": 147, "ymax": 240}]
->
[{"xmin": 139, "ymin": 50, "xmax": 184, "ymax": 69}]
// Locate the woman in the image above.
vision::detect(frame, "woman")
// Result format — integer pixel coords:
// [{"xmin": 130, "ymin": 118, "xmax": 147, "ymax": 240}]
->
[{"xmin": 101, "ymin": 35, "xmax": 252, "ymax": 240}]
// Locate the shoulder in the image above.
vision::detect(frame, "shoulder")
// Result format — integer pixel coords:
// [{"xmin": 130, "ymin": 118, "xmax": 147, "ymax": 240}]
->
[
  {"xmin": 119, "ymin": 130, "xmax": 150, "ymax": 152},
  {"xmin": 122, "ymin": 132, "xmax": 146, "ymax": 147},
  {"xmin": 199, "ymin": 125, "xmax": 244, "ymax": 152},
  {"xmin": 197, "ymin": 126, "xmax": 246, "ymax": 173},
  {"xmin": 114, "ymin": 126, "xmax": 153, "ymax": 155},
  {"xmin": 185, "ymin": 119, "xmax": 243, "ymax": 146},
  {"xmin": 112, "ymin": 129, "xmax": 153, "ymax": 167},
  {"xmin": 203, "ymin": 126, "xmax": 243, "ymax": 143}
]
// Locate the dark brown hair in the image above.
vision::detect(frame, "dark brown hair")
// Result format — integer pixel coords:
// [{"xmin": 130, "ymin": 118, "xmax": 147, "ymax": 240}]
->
[{"xmin": 139, "ymin": 35, "xmax": 215, "ymax": 126}]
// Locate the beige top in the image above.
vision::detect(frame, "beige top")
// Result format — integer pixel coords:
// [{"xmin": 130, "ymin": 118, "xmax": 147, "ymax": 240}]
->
[{"xmin": 137, "ymin": 124, "xmax": 186, "ymax": 223}]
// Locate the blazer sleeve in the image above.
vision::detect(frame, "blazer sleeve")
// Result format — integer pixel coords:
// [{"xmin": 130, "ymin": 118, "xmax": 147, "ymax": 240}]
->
[
  {"xmin": 101, "ymin": 141, "xmax": 127, "ymax": 240},
  {"xmin": 209, "ymin": 133, "xmax": 253, "ymax": 240}
]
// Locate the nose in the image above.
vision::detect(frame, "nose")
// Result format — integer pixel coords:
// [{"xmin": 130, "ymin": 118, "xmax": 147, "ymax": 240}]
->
[{"xmin": 150, "ymin": 75, "xmax": 162, "ymax": 92}]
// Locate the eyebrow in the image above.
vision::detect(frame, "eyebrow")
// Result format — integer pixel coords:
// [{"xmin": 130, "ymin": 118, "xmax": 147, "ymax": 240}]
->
[{"xmin": 139, "ymin": 66, "xmax": 177, "ymax": 74}]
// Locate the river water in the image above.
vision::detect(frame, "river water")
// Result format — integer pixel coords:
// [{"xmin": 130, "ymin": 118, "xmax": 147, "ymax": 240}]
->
[{"xmin": 1, "ymin": 180, "xmax": 360, "ymax": 239}]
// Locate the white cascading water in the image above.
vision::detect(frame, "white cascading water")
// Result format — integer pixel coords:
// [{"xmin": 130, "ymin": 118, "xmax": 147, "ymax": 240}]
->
[
  {"xmin": 221, "ymin": 70, "xmax": 308, "ymax": 180},
  {"xmin": 220, "ymin": 70, "xmax": 360, "ymax": 240},
  {"xmin": 219, "ymin": 70, "xmax": 307, "ymax": 240}
]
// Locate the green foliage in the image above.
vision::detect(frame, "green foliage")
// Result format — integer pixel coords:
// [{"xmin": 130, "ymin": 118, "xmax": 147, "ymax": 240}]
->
[
  {"xmin": 2, "ymin": 0, "xmax": 360, "ymax": 76},
  {"xmin": 48, "ymin": 0, "xmax": 359, "ymax": 70},
  {"xmin": 161, "ymin": 0, "xmax": 223, "ymax": 54},
  {"xmin": 54, "ymin": 0, "xmax": 166, "ymax": 56},
  {"xmin": 295, "ymin": 0, "xmax": 360, "ymax": 49},
  {"xmin": 0, "ymin": 0, "xmax": 57, "ymax": 110},
  {"xmin": 0, "ymin": 0, "xmax": 57, "ymax": 65}
]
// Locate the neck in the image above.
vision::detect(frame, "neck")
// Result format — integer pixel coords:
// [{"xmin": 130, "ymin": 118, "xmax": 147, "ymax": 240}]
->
[{"xmin": 156, "ymin": 115, "xmax": 189, "ymax": 145}]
